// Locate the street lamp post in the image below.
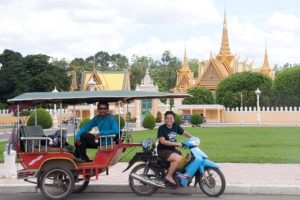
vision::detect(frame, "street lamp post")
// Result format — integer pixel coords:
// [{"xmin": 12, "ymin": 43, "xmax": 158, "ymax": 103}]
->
[
  {"xmin": 240, "ymin": 92, "xmax": 244, "ymax": 123},
  {"xmin": 240, "ymin": 92, "xmax": 243, "ymax": 110},
  {"xmin": 255, "ymin": 88, "xmax": 261, "ymax": 125},
  {"xmin": 88, "ymin": 78, "xmax": 96, "ymax": 119},
  {"xmin": 52, "ymin": 87, "xmax": 59, "ymax": 129}
]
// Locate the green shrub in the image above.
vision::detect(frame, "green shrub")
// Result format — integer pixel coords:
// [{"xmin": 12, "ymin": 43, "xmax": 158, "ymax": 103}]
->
[
  {"xmin": 182, "ymin": 87, "xmax": 214, "ymax": 104},
  {"xmin": 190, "ymin": 114, "xmax": 203, "ymax": 126},
  {"xmin": 27, "ymin": 108, "xmax": 52, "ymax": 129},
  {"xmin": 114, "ymin": 115, "xmax": 125, "ymax": 129},
  {"xmin": 0, "ymin": 102, "xmax": 8, "ymax": 109},
  {"xmin": 130, "ymin": 117, "xmax": 137, "ymax": 123},
  {"xmin": 126, "ymin": 112, "xmax": 131, "ymax": 122},
  {"xmin": 273, "ymin": 66, "xmax": 300, "ymax": 106},
  {"xmin": 156, "ymin": 111, "xmax": 162, "ymax": 123},
  {"xmin": 175, "ymin": 114, "xmax": 183, "ymax": 124},
  {"xmin": 216, "ymin": 71, "xmax": 272, "ymax": 107},
  {"xmin": 142, "ymin": 114, "xmax": 156, "ymax": 130},
  {"xmin": 79, "ymin": 118, "xmax": 90, "ymax": 128}
]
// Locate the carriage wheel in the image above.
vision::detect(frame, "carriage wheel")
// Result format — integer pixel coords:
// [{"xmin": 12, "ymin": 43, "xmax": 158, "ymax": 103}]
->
[{"xmin": 40, "ymin": 167, "xmax": 75, "ymax": 200}]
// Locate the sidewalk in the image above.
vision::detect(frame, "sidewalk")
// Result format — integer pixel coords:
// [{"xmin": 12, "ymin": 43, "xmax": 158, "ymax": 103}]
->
[{"xmin": 0, "ymin": 163, "xmax": 300, "ymax": 195}]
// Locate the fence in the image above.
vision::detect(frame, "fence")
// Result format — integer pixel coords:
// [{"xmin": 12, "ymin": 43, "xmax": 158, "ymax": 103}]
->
[{"xmin": 224, "ymin": 106, "xmax": 300, "ymax": 124}]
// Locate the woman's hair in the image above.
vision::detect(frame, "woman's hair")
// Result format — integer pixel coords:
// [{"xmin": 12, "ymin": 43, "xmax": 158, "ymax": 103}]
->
[{"xmin": 164, "ymin": 111, "xmax": 176, "ymax": 119}]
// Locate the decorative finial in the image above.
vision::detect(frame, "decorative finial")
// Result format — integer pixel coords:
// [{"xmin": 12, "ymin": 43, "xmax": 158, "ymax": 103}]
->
[
  {"xmin": 52, "ymin": 87, "xmax": 58, "ymax": 93},
  {"xmin": 182, "ymin": 43, "xmax": 190, "ymax": 71}
]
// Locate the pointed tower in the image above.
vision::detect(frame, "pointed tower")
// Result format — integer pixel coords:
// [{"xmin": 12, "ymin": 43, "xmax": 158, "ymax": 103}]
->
[
  {"xmin": 173, "ymin": 45, "xmax": 194, "ymax": 93},
  {"xmin": 70, "ymin": 70, "xmax": 78, "ymax": 91},
  {"xmin": 181, "ymin": 44, "xmax": 191, "ymax": 72},
  {"xmin": 260, "ymin": 47, "xmax": 272, "ymax": 77},
  {"xmin": 216, "ymin": 10, "xmax": 234, "ymax": 74}
]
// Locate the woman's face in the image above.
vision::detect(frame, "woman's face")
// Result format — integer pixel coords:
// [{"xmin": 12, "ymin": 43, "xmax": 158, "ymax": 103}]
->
[{"xmin": 165, "ymin": 114, "xmax": 175, "ymax": 126}]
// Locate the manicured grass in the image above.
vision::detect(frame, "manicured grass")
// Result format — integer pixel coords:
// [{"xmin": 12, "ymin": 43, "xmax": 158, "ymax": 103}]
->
[
  {"xmin": 1, "ymin": 127, "xmax": 300, "ymax": 163},
  {"xmin": 118, "ymin": 127, "xmax": 300, "ymax": 163}
]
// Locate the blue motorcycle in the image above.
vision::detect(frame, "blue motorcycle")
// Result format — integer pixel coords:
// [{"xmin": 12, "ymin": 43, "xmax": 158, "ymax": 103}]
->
[{"xmin": 124, "ymin": 137, "xmax": 226, "ymax": 197}]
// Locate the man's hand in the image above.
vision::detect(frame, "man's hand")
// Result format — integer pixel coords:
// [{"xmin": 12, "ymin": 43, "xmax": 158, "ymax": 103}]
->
[
  {"xmin": 76, "ymin": 140, "xmax": 81, "ymax": 145},
  {"xmin": 94, "ymin": 134, "xmax": 100, "ymax": 140}
]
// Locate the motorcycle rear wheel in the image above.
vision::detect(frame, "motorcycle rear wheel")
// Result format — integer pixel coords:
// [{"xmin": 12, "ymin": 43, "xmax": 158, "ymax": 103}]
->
[
  {"xmin": 129, "ymin": 164, "xmax": 159, "ymax": 196},
  {"xmin": 199, "ymin": 167, "xmax": 226, "ymax": 197}
]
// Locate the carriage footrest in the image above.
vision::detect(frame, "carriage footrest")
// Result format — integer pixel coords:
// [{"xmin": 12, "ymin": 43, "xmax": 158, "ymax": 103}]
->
[{"xmin": 17, "ymin": 169, "xmax": 38, "ymax": 179}]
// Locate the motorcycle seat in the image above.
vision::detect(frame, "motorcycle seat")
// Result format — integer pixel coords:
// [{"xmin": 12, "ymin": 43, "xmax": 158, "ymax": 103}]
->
[{"xmin": 156, "ymin": 157, "xmax": 170, "ymax": 168}]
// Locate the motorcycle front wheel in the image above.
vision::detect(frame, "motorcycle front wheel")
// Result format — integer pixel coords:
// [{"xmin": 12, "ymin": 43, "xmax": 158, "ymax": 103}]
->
[
  {"xmin": 129, "ymin": 164, "xmax": 159, "ymax": 196},
  {"xmin": 199, "ymin": 167, "xmax": 226, "ymax": 197}
]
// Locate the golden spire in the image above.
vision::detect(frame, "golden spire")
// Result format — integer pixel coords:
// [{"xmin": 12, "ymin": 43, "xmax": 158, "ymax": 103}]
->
[
  {"xmin": 261, "ymin": 45, "xmax": 272, "ymax": 77},
  {"xmin": 218, "ymin": 10, "xmax": 231, "ymax": 56},
  {"xmin": 262, "ymin": 47, "xmax": 270, "ymax": 68},
  {"xmin": 181, "ymin": 43, "xmax": 191, "ymax": 72}
]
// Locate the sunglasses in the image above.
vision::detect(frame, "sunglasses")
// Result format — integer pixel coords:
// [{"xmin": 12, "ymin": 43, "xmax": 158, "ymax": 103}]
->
[{"xmin": 98, "ymin": 107, "xmax": 108, "ymax": 110}]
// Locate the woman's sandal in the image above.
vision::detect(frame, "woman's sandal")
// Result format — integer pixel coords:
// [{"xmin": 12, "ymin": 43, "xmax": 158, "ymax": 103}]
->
[{"xmin": 165, "ymin": 178, "xmax": 177, "ymax": 187}]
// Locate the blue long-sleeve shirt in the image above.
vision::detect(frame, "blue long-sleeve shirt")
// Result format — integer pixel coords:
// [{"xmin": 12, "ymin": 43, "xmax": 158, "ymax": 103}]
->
[{"xmin": 75, "ymin": 114, "xmax": 119, "ymax": 141}]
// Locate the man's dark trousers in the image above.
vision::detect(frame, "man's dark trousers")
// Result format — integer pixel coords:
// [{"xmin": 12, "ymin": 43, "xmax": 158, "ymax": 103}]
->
[{"xmin": 75, "ymin": 133, "xmax": 98, "ymax": 161}]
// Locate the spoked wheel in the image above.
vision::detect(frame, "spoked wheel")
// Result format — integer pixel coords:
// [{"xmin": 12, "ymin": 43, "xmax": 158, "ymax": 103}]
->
[
  {"xmin": 199, "ymin": 167, "xmax": 226, "ymax": 197},
  {"xmin": 73, "ymin": 176, "xmax": 90, "ymax": 193},
  {"xmin": 40, "ymin": 167, "xmax": 75, "ymax": 200},
  {"xmin": 129, "ymin": 164, "xmax": 160, "ymax": 196}
]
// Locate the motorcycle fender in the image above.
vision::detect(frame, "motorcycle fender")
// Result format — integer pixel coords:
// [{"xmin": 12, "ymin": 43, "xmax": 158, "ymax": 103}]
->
[
  {"xmin": 123, "ymin": 153, "xmax": 146, "ymax": 172},
  {"xmin": 199, "ymin": 159, "xmax": 219, "ymax": 174}
]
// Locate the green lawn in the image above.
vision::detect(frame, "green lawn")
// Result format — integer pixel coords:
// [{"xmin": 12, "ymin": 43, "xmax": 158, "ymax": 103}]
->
[{"xmin": 1, "ymin": 127, "xmax": 300, "ymax": 163}]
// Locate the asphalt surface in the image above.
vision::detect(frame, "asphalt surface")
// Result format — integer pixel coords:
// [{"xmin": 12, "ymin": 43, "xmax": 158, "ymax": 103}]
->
[{"xmin": 0, "ymin": 193, "xmax": 299, "ymax": 200}]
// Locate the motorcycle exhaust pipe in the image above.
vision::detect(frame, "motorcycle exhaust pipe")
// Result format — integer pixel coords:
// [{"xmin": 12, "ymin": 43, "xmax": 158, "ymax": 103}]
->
[{"xmin": 130, "ymin": 173, "xmax": 165, "ymax": 188}]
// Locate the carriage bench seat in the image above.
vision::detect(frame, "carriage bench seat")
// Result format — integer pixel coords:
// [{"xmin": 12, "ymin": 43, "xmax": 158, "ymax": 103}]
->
[{"xmin": 19, "ymin": 125, "xmax": 53, "ymax": 152}]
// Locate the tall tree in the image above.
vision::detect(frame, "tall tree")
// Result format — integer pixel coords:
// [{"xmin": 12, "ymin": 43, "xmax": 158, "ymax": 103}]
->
[
  {"xmin": 182, "ymin": 87, "xmax": 214, "ymax": 104},
  {"xmin": 189, "ymin": 59, "xmax": 199, "ymax": 77},
  {"xmin": 95, "ymin": 51, "xmax": 110, "ymax": 71},
  {"xmin": 51, "ymin": 58, "xmax": 69, "ymax": 69},
  {"xmin": 216, "ymin": 71, "xmax": 273, "ymax": 108},
  {"xmin": 0, "ymin": 50, "xmax": 26, "ymax": 103},
  {"xmin": 0, "ymin": 50, "xmax": 71, "ymax": 103},
  {"xmin": 273, "ymin": 66, "xmax": 300, "ymax": 106},
  {"xmin": 151, "ymin": 51, "xmax": 181, "ymax": 92},
  {"xmin": 130, "ymin": 55, "xmax": 154, "ymax": 89},
  {"xmin": 110, "ymin": 53, "xmax": 129, "ymax": 70}
]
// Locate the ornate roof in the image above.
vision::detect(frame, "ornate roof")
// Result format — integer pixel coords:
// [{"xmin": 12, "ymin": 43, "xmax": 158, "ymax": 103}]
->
[{"xmin": 81, "ymin": 69, "xmax": 130, "ymax": 91}]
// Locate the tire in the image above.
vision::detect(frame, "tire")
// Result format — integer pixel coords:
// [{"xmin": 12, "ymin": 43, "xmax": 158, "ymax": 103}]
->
[
  {"xmin": 73, "ymin": 176, "xmax": 90, "ymax": 193},
  {"xmin": 199, "ymin": 167, "xmax": 226, "ymax": 197},
  {"xmin": 40, "ymin": 167, "xmax": 75, "ymax": 200},
  {"xmin": 129, "ymin": 164, "xmax": 159, "ymax": 196}
]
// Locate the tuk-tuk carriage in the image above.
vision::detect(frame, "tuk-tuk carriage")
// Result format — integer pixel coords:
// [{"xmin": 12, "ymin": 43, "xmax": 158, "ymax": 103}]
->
[{"xmin": 8, "ymin": 90, "xmax": 189, "ymax": 200}]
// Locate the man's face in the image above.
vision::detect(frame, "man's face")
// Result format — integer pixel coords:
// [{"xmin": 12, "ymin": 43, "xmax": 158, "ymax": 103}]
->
[{"xmin": 98, "ymin": 104, "xmax": 108, "ymax": 116}]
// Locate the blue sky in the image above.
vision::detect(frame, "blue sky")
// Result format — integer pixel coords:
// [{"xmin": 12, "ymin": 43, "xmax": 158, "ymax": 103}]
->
[{"xmin": 0, "ymin": 0, "xmax": 299, "ymax": 67}]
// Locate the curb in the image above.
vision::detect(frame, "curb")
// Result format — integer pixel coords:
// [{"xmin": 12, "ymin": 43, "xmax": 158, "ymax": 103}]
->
[{"xmin": 0, "ymin": 184, "xmax": 300, "ymax": 195}]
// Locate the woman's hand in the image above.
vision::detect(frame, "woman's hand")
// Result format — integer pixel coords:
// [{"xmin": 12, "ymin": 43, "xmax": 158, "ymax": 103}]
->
[{"xmin": 176, "ymin": 142, "xmax": 182, "ymax": 147}]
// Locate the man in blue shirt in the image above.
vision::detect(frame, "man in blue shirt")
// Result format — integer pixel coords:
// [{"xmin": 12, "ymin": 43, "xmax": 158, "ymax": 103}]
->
[{"xmin": 74, "ymin": 102, "xmax": 119, "ymax": 162}]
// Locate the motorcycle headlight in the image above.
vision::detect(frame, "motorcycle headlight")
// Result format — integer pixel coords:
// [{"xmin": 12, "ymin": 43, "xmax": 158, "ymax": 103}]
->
[{"xmin": 190, "ymin": 137, "xmax": 200, "ymax": 146}]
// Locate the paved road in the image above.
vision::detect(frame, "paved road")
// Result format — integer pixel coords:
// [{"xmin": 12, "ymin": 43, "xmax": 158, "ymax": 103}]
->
[{"xmin": 0, "ymin": 193, "xmax": 299, "ymax": 200}]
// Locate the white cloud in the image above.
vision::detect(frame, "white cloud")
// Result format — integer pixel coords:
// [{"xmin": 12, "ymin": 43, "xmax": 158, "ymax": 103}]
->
[
  {"xmin": 267, "ymin": 12, "xmax": 300, "ymax": 30},
  {"xmin": 125, "ymin": 36, "xmax": 215, "ymax": 61},
  {"xmin": 0, "ymin": 0, "xmax": 299, "ymax": 67}
]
